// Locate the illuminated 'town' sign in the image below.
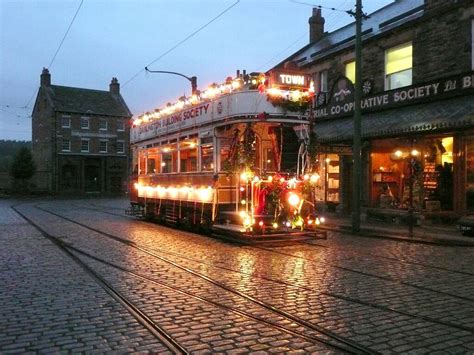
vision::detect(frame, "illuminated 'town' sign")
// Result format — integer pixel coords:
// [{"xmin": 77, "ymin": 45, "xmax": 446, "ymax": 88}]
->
[{"xmin": 278, "ymin": 74, "xmax": 306, "ymax": 86}]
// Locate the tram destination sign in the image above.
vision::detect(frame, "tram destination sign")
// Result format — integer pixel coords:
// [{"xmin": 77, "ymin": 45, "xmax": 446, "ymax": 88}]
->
[{"xmin": 314, "ymin": 71, "xmax": 474, "ymax": 120}]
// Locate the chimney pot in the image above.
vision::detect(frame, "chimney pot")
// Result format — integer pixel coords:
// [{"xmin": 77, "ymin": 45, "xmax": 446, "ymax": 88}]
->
[
  {"xmin": 40, "ymin": 67, "xmax": 51, "ymax": 87},
  {"xmin": 110, "ymin": 77, "xmax": 120, "ymax": 94},
  {"xmin": 309, "ymin": 8, "xmax": 325, "ymax": 43}
]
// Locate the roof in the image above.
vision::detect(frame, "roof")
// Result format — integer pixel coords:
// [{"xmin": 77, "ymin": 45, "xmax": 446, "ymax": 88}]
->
[
  {"xmin": 45, "ymin": 85, "xmax": 132, "ymax": 118},
  {"xmin": 314, "ymin": 95, "xmax": 474, "ymax": 143},
  {"xmin": 277, "ymin": 0, "xmax": 424, "ymax": 68}
]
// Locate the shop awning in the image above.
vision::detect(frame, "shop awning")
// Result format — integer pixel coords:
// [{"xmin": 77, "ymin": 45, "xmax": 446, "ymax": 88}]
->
[{"xmin": 314, "ymin": 95, "xmax": 474, "ymax": 143}]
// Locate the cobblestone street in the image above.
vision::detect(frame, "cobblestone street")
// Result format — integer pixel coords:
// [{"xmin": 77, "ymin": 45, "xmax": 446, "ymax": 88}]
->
[{"xmin": 1, "ymin": 198, "xmax": 474, "ymax": 353}]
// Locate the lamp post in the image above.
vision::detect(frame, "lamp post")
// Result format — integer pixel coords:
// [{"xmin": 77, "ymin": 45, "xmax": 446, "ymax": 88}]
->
[{"xmin": 144, "ymin": 67, "xmax": 198, "ymax": 95}]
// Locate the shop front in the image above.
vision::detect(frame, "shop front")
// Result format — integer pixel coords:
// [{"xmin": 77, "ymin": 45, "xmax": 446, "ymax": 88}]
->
[{"xmin": 312, "ymin": 72, "xmax": 474, "ymax": 222}]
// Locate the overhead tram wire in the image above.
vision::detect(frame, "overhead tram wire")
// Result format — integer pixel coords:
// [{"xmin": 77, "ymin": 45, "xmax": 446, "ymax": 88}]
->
[
  {"xmin": 289, "ymin": 0, "xmax": 352, "ymax": 14},
  {"xmin": 122, "ymin": 0, "xmax": 240, "ymax": 88},
  {"xmin": 23, "ymin": 0, "xmax": 84, "ymax": 110}
]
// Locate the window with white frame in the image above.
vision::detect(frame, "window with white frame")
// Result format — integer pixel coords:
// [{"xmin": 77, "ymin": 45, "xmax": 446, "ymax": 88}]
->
[
  {"xmin": 99, "ymin": 119, "xmax": 108, "ymax": 131},
  {"xmin": 61, "ymin": 138, "xmax": 71, "ymax": 151},
  {"xmin": 81, "ymin": 139, "xmax": 89, "ymax": 152},
  {"xmin": 61, "ymin": 115, "xmax": 71, "ymax": 128},
  {"xmin": 116, "ymin": 141, "xmax": 125, "ymax": 154},
  {"xmin": 320, "ymin": 70, "xmax": 328, "ymax": 92},
  {"xmin": 99, "ymin": 140, "xmax": 108, "ymax": 153},
  {"xmin": 385, "ymin": 42, "xmax": 412, "ymax": 90},
  {"xmin": 80, "ymin": 117, "xmax": 90, "ymax": 130},
  {"xmin": 345, "ymin": 60, "xmax": 355, "ymax": 84},
  {"xmin": 117, "ymin": 119, "xmax": 125, "ymax": 132}
]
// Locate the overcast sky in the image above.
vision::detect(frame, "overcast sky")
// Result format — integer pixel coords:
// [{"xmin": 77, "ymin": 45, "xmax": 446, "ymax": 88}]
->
[{"xmin": 0, "ymin": 0, "xmax": 392, "ymax": 141}]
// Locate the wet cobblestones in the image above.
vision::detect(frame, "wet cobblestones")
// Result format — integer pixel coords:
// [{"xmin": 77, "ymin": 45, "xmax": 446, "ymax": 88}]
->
[{"xmin": 2, "ymin": 198, "xmax": 474, "ymax": 353}]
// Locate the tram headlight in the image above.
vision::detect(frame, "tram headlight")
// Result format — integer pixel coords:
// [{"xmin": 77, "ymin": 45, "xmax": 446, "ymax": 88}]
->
[{"xmin": 288, "ymin": 193, "xmax": 300, "ymax": 207}]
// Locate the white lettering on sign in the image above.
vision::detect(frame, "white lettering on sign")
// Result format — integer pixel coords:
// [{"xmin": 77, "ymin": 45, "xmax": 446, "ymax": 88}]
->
[
  {"xmin": 463, "ymin": 75, "xmax": 473, "ymax": 88},
  {"xmin": 279, "ymin": 74, "xmax": 305, "ymax": 86}
]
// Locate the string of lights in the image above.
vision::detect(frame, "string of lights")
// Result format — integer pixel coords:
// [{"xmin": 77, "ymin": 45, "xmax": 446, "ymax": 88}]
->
[{"xmin": 122, "ymin": 0, "xmax": 240, "ymax": 88}]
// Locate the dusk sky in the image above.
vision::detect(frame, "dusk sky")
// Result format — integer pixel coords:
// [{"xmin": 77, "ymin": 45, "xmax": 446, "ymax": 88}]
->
[{"xmin": 0, "ymin": 0, "xmax": 392, "ymax": 141}]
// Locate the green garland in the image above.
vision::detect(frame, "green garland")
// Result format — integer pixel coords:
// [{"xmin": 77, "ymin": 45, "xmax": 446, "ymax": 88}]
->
[{"xmin": 266, "ymin": 95, "xmax": 311, "ymax": 113}]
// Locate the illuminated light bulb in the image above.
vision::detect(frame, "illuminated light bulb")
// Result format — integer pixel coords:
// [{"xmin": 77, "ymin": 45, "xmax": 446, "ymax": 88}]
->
[
  {"xmin": 325, "ymin": 158, "xmax": 331, "ymax": 163},
  {"xmin": 272, "ymin": 222, "xmax": 278, "ymax": 229},
  {"xmin": 251, "ymin": 79, "xmax": 257, "ymax": 85},
  {"xmin": 134, "ymin": 183, "xmax": 139, "ymax": 190},
  {"xmin": 240, "ymin": 172, "xmax": 249, "ymax": 181},
  {"xmin": 320, "ymin": 216, "xmax": 325, "ymax": 223},
  {"xmin": 308, "ymin": 219, "xmax": 313, "ymax": 225},
  {"xmin": 243, "ymin": 217, "xmax": 252, "ymax": 226},
  {"xmin": 163, "ymin": 147, "xmax": 170, "ymax": 153},
  {"xmin": 303, "ymin": 174, "xmax": 310, "ymax": 180},
  {"xmin": 315, "ymin": 218, "xmax": 321, "ymax": 225},
  {"xmin": 267, "ymin": 176, "xmax": 273, "ymax": 182},
  {"xmin": 161, "ymin": 162, "xmax": 166, "ymax": 167},
  {"xmin": 240, "ymin": 186, "xmax": 245, "ymax": 192},
  {"xmin": 395, "ymin": 150, "xmax": 403, "ymax": 158},
  {"xmin": 279, "ymin": 177, "xmax": 285, "ymax": 183},
  {"xmin": 239, "ymin": 211, "xmax": 247, "ymax": 218},
  {"xmin": 285, "ymin": 221, "xmax": 291, "ymax": 228},
  {"xmin": 189, "ymin": 142, "xmax": 196, "ymax": 148},
  {"xmin": 258, "ymin": 221, "xmax": 264, "ymax": 227},
  {"xmin": 253, "ymin": 176, "xmax": 260, "ymax": 182},
  {"xmin": 241, "ymin": 199, "xmax": 246, "ymax": 205},
  {"xmin": 310, "ymin": 174, "xmax": 320, "ymax": 183},
  {"xmin": 411, "ymin": 149, "xmax": 420, "ymax": 156},
  {"xmin": 232, "ymin": 80, "xmax": 241, "ymax": 89},
  {"xmin": 288, "ymin": 193, "xmax": 300, "ymax": 207}
]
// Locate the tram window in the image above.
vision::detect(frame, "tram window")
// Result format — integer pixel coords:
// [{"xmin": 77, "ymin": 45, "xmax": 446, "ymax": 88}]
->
[
  {"xmin": 201, "ymin": 144, "xmax": 214, "ymax": 171},
  {"xmin": 264, "ymin": 148, "xmax": 276, "ymax": 171},
  {"xmin": 139, "ymin": 153, "xmax": 146, "ymax": 175},
  {"xmin": 180, "ymin": 148, "xmax": 198, "ymax": 172},
  {"xmin": 147, "ymin": 159, "xmax": 156, "ymax": 174},
  {"xmin": 162, "ymin": 153, "xmax": 172, "ymax": 173},
  {"xmin": 219, "ymin": 143, "xmax": 230, "ymax": 172}
]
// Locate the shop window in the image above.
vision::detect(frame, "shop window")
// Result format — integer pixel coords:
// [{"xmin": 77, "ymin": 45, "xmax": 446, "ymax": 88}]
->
[
  {"xmin": 385, "ymin": 42, "xmax": 412, "ymax": 90},
  {"xmin": 345, "ymin": 61, "xmax": 355, "ymax": 84},
  {"xmin": 467, "ymin": 137, "xmax": 474, "ymax": 211}
]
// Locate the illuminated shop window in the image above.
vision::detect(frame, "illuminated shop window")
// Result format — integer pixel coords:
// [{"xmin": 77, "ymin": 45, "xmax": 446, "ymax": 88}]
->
[
  {"xmin": 385, "ymin": 42, "xmax": 412, "ymax": 90},
  {"xmin": 345, "ymin": 61, "xmax": 355, "ymax": 84}
]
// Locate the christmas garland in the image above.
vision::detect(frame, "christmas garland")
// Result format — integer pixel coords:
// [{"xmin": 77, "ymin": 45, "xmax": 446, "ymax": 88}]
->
[{"xmin": 266, "ymin": 94, "xmax": 311, "ymax": 113}]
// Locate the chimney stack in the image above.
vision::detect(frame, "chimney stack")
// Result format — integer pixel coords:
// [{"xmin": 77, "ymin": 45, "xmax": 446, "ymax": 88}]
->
[
  {"xmin": 309, "ymin": 8, "xmax": 325, "ymax": 43},
  {"xmin": 41, "ymin": 67, "xmax": 51, "ymax": 87},
  {"xmin": 109, "ymin": 77, "xmax": 120, "ymax": 95}
]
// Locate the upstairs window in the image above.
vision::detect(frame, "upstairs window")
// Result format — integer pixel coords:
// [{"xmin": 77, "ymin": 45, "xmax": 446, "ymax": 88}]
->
[
  {"xmin": 61, "ymin": 115, "xmax": 71, "ymax": 128},
  {"xmin": 385, "ymin": 42, "xmax": 412, "ymax": 90},
  {"xmin": 81, "ymin": 139, "xmax": 89, "ymax": 152},
  {"xmin": 80, "ymin": 117, "xmax": 90, "ymax": 130},
  {"xmin": 99, "ymin": 119, "xmax": 108, "ymax": 131},
  {"xmin": 345, "ymin": 60, "xmax": 355, "ymax": 84},
  {"xmin": 117, "ymin": 119, "xmax": 125, "ymax": 132},
  {"xmin": 61, "ymin": 139, "xmax": 70, "ymax": 152},
  {"xmin": 320, "ymin": 70, "xmax": 328, "ymax": 92},
  {"xmin": 116, "ymin": 141, "xmax": 125, "ymax": 154},
  {"xmin": 99, "ymin": 140, "xmax": 108, "ymax": 153}
]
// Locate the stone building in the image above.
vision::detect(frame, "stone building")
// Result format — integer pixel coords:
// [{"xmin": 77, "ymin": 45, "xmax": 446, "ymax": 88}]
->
[
  {"xmin": 31, "ymin": 69, "xmax": 132, "ymax": 194},
  {"xmin": 274, "ymin": 0, "xmax": 474, "ymax": 221}
]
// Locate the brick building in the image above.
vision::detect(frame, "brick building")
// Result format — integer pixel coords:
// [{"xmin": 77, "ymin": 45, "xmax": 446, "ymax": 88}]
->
[
  {"xmin": 275, "ymin": 0, "xmax": 474, "ymax": 221},
  {"xmin": 32, "ymin": 69, "xmax": 132, "ymax": 194}
]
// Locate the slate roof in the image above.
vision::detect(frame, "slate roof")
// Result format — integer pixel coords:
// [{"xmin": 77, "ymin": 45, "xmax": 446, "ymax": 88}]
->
[
  {"xmin": 44, "ymin": 85, "xmax": 132, "ymax": 118},
  {"xmin": 314, "ymin": 95, "xmax": 474, "ymax": 143},
  {"xmin": 276, "ymin": 0, "xmax": 424, "ymax": 69}
]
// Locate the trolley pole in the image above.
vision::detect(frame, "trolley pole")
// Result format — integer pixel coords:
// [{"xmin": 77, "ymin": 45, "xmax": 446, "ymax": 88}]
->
[
  {"xmin": 350, "ymin": 0, "xmax": 363, "ymax": 234},
  {"xmin": 145, "ymin": 67, "xmax": 198, "ymax": 95}
]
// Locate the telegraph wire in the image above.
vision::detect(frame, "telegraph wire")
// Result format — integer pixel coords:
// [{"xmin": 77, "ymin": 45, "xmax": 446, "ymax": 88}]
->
[
  {"xmin": 122, "ymin": 0, "xmax": 240, "ymax": 88},
  {"xmin": 23, "ymin": 0, "xmax": 84, "ymax": 110},
  {"xmin": 289, "ymin": 0, "xmax": 351, "ymax": 14},
  {"xmin": 48, "ymin": 0, "xmax": 84, "ymax": 69}
]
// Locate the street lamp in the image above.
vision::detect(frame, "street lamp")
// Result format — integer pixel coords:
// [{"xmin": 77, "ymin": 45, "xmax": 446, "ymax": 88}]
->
[{"xmin": 144, "ymin": 67, "xmax": 198, "ymax": 95}]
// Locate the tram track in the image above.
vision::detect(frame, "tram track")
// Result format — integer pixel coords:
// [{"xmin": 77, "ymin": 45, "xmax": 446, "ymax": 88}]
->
[
  {"xmin": 11, "ymin": 205, "xmax": 187, "ymax": 355},
  {"xmin": 29, "ymin": 203, "xmax": 378, "ymax": 354},
  {"xmin": 30, "ymin": 203, "xmax": 474, "ymax": 338},
  {"xmin": 76, "ymin": 202, "xmax": 473, "ymax": 277}
]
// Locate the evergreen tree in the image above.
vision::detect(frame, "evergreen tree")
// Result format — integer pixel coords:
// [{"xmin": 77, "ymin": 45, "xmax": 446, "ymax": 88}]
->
[{"xmin": 10, "ymin": 147, "xmax": 36, "ymax": 191}]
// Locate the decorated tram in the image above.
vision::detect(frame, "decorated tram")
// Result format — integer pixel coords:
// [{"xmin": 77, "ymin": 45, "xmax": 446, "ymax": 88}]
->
[{"xmin": 129, "ymin": 69, "xmax": 326, "ymax": 240}]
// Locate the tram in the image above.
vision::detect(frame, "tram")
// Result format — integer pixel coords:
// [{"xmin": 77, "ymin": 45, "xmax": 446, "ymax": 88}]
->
[{"xmin": 129, "ymin": 69, "xmax": 326, "ymax": 240}]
